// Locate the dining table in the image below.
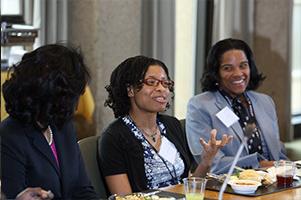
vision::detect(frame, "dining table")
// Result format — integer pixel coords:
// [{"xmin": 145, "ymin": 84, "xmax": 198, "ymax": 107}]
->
[{"xmin": 160, "ymin": 183, "xmax": 301, "ymax": 200}]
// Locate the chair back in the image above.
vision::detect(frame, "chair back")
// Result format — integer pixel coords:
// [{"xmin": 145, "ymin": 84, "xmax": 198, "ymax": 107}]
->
[
  {"xmin": 78, "ymin": 136, "xmax": 107, "ymax": 199},
  {"xmin": 179, "ymin": 118, "xmax": 198, "ymax": 172},
  {"xmin": 179, "ymin": 118, "xmax": 186, "ymax": 133}
]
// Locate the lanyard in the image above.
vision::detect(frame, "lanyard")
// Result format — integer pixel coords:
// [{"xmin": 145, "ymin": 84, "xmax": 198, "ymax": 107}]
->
[{"xmin": 122, "ymin": 116, "xmax": 180, "ymax": 185}]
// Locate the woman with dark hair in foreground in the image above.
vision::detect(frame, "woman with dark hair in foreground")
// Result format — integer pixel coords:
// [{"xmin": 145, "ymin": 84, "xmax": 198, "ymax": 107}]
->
[
  {"xmin": 98, "ymin": 55, "xmax": 232, "ymax": 195},
  {"xmin": 0, "ymin": 44, "xmax": 97, "ymax": 199},
  {"xmin": 186, "ymin": 38, "xmax": 288, "ymax": 175}
]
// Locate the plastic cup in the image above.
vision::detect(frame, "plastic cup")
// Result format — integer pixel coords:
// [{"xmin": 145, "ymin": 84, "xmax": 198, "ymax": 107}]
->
[
  {"xmin": 274, "ymin": 160, "xmax": 296, "ymax": 186},
  {"xmin": 183, "ymin": 177, "xmax": 207, "ymax": 200}
]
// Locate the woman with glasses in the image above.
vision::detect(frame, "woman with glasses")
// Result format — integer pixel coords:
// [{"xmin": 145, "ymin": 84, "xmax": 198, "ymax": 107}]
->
[{"xmin": 98, "ymin": 55, "xmax": 232, "ymax": 195}]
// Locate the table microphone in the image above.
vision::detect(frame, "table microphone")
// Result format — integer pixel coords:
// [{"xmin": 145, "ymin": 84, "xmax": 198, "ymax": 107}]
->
[{"xmin": 218, "ymin": 125, "xmax": 254, "ymax": 200}]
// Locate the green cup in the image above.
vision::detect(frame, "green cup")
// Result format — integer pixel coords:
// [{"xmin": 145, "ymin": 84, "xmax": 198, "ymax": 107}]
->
[{"xmin": 183, "ymin": 177, "xmax": 207, "ymax": 200}]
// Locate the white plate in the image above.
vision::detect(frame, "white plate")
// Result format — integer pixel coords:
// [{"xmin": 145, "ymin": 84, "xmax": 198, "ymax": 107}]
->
[{"xmin": 228, "ymin": 180, "xmax": 261, "ymax": 194}]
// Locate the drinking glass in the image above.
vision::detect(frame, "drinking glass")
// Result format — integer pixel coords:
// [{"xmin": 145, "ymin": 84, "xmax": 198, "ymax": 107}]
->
[
  {"xmin": 274, "ymin": 160, "xmax": 296, "ymax": 186},
  {"xmin": 183, "ymin": 177, "xmax": 207, "ymax": 200}
]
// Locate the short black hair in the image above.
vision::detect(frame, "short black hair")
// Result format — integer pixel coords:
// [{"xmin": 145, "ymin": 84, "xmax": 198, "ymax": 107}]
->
[
  {"xmin": 201, "ymin": 38, "xmax": 265, "ymax": 92},
  {"xmin": 105, "ymin": 55, "xmax": 173, "ymax": 118},
  {"xmin": 3, "ymin": 43, "xmax": 90, "ymax": 129}
]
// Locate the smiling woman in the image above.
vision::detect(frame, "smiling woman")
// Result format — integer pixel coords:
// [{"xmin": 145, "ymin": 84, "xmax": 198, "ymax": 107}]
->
[
  {"xmin": 185, "ymin": 38, "xmax": 289, "ymax": 175},
  {"xmin": 98, "ymin": 55, "xmax": 232, "ymax": 196},
  {"xmin": 218, "ymin": 50, "xmax": 250, "ymax": 97}
]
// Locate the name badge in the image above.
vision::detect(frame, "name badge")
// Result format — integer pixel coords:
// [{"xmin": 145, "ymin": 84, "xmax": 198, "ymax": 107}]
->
[
  {"xmin": 216, "ymin": 106, "xmax": 239, "ymax": 128},
  {"xmin": 158, "ymin": 136, "xmax": 177, "ymax": 164}
]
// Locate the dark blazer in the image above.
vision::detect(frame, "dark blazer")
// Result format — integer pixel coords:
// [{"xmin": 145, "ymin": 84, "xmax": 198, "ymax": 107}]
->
[{"xmin": 0, "ymin": 117, "xmax": 97, "ymax": 199}]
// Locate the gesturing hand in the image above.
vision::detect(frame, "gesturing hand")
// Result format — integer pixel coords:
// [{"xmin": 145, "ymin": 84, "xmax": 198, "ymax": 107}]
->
[
  {"xmin": 16, "ymin": 187, "xmax": 54, "ymax": 200},
  {"xmin": 200, "ymin": 129, "xmax": 232, "ymax": 165}
]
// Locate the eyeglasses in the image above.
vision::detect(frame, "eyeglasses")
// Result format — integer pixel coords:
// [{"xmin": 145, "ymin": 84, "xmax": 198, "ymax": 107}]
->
[{"xmin": 142, "ymin": 78, "xmax": 174, "ymax": 89}]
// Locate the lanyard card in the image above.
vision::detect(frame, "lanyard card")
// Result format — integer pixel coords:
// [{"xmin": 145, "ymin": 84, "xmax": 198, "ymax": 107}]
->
[{"xmin": 216, "ymin": 106, "xmax": 239, "ymax": 128}]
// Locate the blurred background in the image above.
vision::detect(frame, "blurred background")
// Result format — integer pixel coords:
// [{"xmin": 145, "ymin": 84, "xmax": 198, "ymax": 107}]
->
[{"xmin": 1, "ymin": 0, "xmax": 300, "ymax": 159}]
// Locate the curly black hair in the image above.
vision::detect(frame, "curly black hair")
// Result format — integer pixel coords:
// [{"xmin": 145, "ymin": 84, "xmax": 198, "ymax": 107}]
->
[
  {"xmin": 3, "ymin": 43, "xmax": 90, "ymax": 129},
  {"xmin": 201, "ymin": 38, "xmax": 265, "ymax": 92},
  {"xmin": 105, "ymin": 55, "xmax": 173, "ymax": 118}
]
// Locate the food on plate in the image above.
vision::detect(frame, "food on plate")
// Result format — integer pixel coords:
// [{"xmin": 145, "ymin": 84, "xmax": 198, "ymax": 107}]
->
[
  {"xmin": 233, "ymin": 169, "xmax": 275, "ymax": 186},
  {"xmin": 261, "ymin": 172, "xmax": 274, "ymax": 185},
  {"xmin": 114, "ymin": 193, "xmax": 144, "ymax": 200},
  {"xmin": 239, "ymin": 169, "xmax": 262, "ymax": 182},
  {"xmin": 230, "ymin": 175, "xmax": 239, "ymax": 181},
  {"xmin": 147, "ymin": 195, "xmax": 175, "ymax": 200},
  {"xmin": 235, "ymin": 182, "xmax": 258, "ymax": 186},
  {"xmin": 228, "ymin": 179, "xmax": 261, "ymax": 194},
  {"xmin": 113, "ymin": 194, "xmax": 175, "ymax": 200},
  {"xmin": 266, "ymin": 166, "xmax": 276, "ymax": 177}
]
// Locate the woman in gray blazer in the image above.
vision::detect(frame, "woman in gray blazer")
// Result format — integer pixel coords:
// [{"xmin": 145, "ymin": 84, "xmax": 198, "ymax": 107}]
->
[{"xmin": 186, "ymin": 38, "xmax": 288, "ymax": 174}]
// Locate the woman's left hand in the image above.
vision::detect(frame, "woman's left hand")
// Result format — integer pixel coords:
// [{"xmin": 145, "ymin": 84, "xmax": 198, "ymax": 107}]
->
[
  {"xmin": 16, "ymin": 187, "xmax": 54, "ymax": 200},
  {"xmin": 200, "ymin": 129, "xmax": 232, "ymax": 165}
]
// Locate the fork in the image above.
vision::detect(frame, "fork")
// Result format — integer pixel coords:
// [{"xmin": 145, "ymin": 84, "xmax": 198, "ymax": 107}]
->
[{"xmin": 206, "ymin": 173, "xmax": 227, "ymax": 183}]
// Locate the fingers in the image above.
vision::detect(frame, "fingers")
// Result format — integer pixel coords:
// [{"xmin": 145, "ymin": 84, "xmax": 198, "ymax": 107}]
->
[
  {"xmin": 199, "ymin": 137, "xmax": 205, "ymax": 145},
  {"xmin": 200, "ymin": 129, "xmax": 218, "ymax": 148},
  {"xmin": 202, "ymin": 130, "xmax": 232, "ymax": 147},
  {"xmin": 30, "ymin": 188, "xmax": 51, "ymax": 199},
  {"xmin": 227, "ymin": 135, "xmax": 233, "ymax": 143},
  {"xmin": 199, "ymin": 130, "xmax": 232, "ymax": 151},
  {"xmin": 220, "ymin": 134, "xmax": 230, "ymax": 147},
  {"xmin": 210, "ymin": 129, "xmax": 217, "ymax": 145},
  {"xmin": 39, "ymin": 190, "xmax": 54, "ymax": 199},
  {"xmin": 199, "ymin": 137, "xmax": 207, "ymax": 148},
  {"xmin": 16, "ymin": 187, "xmax": 53, "ymax": 200},
  {"xmin": 46, "ymin": 191, "xmax": 54, "ymax": 199},
  {"xmin": 259, "ymin": 160, "xmax": 275, "ymax": 168}
]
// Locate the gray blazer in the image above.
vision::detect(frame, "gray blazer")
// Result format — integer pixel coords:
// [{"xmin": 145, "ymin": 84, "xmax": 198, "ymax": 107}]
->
[{"xmin": 186, "ymin": 90, "xmax": 288, "ymax": 174}]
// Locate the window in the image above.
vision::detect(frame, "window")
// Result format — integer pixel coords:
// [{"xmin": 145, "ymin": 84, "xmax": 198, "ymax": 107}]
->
[
  {"xmin": 1, "ymin": 0, "xmax": 24, "ymax": 24},
  {"xmin": 1, "ymin": 0, "xmax": 22, "ymax": 15},
  {"xmin": 291, "ymin": 0, "xmax": 301, "ymax": 116}
]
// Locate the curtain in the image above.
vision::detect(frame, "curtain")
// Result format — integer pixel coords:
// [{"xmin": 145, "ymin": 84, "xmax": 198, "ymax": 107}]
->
[
  {"xmin": 194, "ymin": 0, "xmax": 254, "ymax": 94},
  {"xmin": 141, "ymin": 0, "xmax": 175, "ymax": 79},
  {"xmin": 32, "ymin": 0, "xmax": 68, "ymax": 48},
  {"xmin": 141, "ymin": 0, "xmax": 175, "ymax": 115},
  {"xmin": 212, "ymin": 0, "xmax": 254, "ymax": 47},
  {"xmin": 195, "ymin": 0, "xmax": 214, "ymax": 94}
]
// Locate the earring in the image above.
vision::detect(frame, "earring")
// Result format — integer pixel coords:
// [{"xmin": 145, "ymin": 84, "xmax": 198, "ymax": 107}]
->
[{"xmin": 127, "ymin": 87, "xmax": 134, "ymax": 97}]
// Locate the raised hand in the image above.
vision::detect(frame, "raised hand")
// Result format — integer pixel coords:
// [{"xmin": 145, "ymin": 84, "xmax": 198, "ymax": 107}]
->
[
  {"xmin": 200, "ymin": 129, "xmax": 232, "ymax": 165},
  {"xmin": 192, "ymin": 129, "xmax": 232, "ymax": 177}
]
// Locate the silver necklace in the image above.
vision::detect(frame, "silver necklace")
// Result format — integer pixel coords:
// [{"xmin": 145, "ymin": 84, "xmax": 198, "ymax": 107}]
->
[{"xmin": 141, "ymin": 126, "xmax": 159, "ymax": 143}]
